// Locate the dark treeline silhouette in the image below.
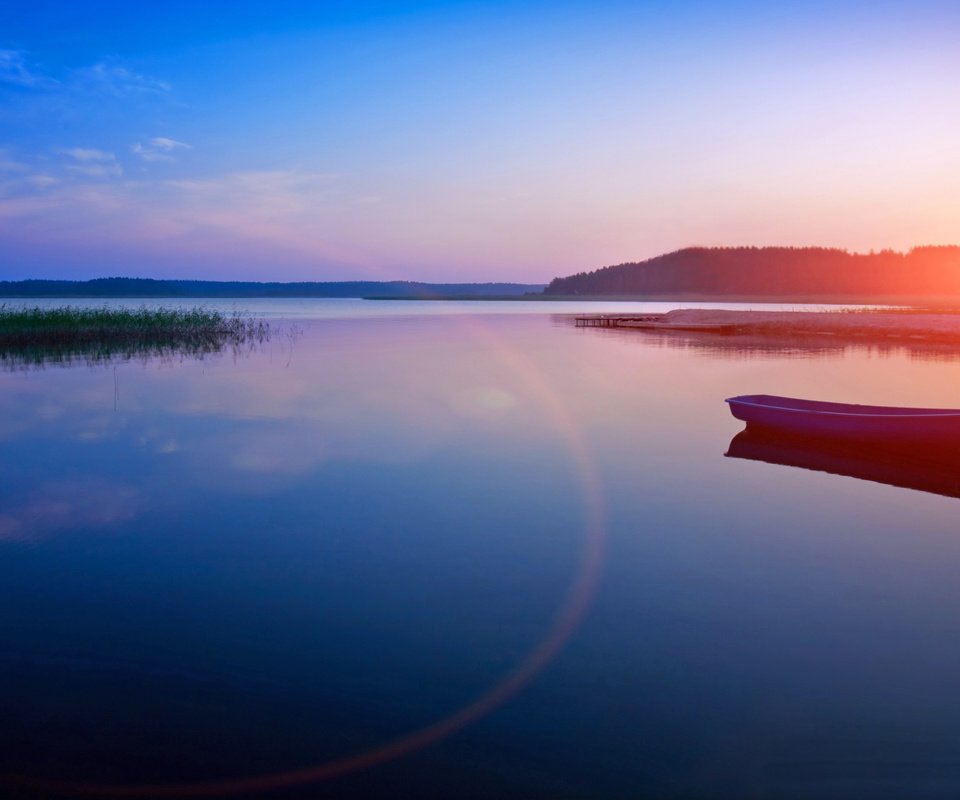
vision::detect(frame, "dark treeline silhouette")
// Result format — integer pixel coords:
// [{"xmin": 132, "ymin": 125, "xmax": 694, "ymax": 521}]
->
[
  {"xmin": 0, "ymin": 278, "xmax": 544, "ymax": 299},
  {"xmin": 544, "ymin": 246, "xmax": 960, "ymax": 298}
]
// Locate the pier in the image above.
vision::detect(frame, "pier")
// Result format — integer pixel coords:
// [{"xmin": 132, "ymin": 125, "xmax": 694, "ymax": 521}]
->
[
  {"xmin": 574, "ymin": 314, "xmax": 739, "ymax": 332},
  {"xmin": 574, "ymin": 315, "xmax": 667, "ymax": 328}
]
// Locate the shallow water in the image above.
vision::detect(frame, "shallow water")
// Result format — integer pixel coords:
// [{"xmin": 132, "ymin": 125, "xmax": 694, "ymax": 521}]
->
[{"xmin": 2, "ymin": 302, "xmax": 960, "ymax": 799}]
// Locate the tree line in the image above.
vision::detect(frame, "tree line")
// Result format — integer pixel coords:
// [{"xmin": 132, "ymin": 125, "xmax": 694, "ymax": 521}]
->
[
  {"xmin": 0, "ymin": 278, "xmax": 545, "ymax": 299},
  {"xmin": 544, "ymin": 246, "xmax": 960, "ymax": 298}
]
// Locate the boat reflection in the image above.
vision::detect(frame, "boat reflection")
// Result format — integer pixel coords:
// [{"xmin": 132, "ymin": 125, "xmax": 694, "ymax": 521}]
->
[{"xmin": 726, "ymin": 428, "xmax": 960, "ymax": 499}]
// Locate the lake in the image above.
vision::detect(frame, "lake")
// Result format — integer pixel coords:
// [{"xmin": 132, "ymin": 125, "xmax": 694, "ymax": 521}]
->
[{"xmin": 2, "ymin": 299, "xmax": 959, "ymax": 799}]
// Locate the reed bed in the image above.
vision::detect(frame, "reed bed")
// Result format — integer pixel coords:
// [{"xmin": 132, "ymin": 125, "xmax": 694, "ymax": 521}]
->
[{"xmin": 0, "ymin": 305, "xmax": 269, "ymax": 368}]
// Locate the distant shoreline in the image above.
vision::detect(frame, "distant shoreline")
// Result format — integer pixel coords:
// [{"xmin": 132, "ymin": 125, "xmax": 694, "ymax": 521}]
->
[
  {"xmin": 5, "ymin": 273, "xmax": 960, "ymax": 306},
  {"xmin": 0, "ymin": 278, "xmax": 545, "ymax": 300},
  {"xmin": 367, "ymin": 293, "xmax": 958, "ymax": 305},
  {"xmin": 4, "ymin": 292, "xmax": 959, "ymax": 306}
]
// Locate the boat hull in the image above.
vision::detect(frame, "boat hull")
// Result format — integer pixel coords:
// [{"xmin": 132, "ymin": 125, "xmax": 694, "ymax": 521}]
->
[{"xmin": 725, "ymin": 394, "xmax": 960, "ymax": 443}]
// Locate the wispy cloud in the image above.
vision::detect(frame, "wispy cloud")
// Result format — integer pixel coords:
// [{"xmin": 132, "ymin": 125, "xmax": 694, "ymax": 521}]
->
[
  {"xmin": 0, "ymin": 166, "xmax": 378, "ymax": 274},
  {"xmin": 58, "ymin": 147, "xmax": 122, "ymax": 179},
  {"xmin": 132, "ymin": 137, "xmax": 191, "ymax": 162},
  {"xmin": 27, "ymin": 174, "xmax": 58, "ymax": 188},
  {"xmin": 59, "ymin": 147, "xmax": 116, "ymax": 163},
  {"xmin": 0, "ymin": 147, "xmax": 122, "ymax": 190},
  {"xmin": 151, "ymin": 137, "xmax": 189, "ymax": 152},
  {"xmin": 73, "ymin": 61, "xmax": 171, "ymax": 96},
  {"xmin": 164, "ymin": 170, "xmax": 333, "ymax": 219},
  {"xmin": 66, "ymin": 163, "xmax": 123, "ymax": 179},
  {"xmin": 0, "ymin": 149, "xmax": 29, "ymax": 173},
  {"xmin": 0, "ymin": 49, "xmax": 55, "ymax": 88},
  {"xmin": 0, "ymin": 149, "xmax": 58, "ymax": 195},
  {"xmin": 0, "ymin": 50, "xmax": 170, "ymax": 97}
]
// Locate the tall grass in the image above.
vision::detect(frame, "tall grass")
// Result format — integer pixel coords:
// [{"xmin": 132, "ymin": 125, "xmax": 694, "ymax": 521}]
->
[{"xmin": 0, "ymin": 305, "xmax": 269, "ymax": 368}]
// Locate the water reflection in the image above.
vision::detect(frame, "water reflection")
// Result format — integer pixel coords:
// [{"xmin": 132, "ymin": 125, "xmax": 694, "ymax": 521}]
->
[
  {"xmin": 0, "ymin": 314, "xmax": 605, "ymax": 798},
  {"xmin": 727, "ymin": 428, "xmax": 960, "ymax": 500},
  {"xmin": 5, "ymin": 311, "xmax": 960, "ymax": 798},
  {"xmin": 0, "ymin": 323, "xmax": 272, "ymax": 371},
  {"xmin": 0, "ymin": 477, "xmax": 142, "ymax": 542},
  {"xmin": 564, "ymin": 319, "xmax": 960, "ymax": 362}
]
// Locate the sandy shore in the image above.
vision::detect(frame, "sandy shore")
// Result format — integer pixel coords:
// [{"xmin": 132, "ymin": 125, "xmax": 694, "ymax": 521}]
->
[{"xmin": 605, "ymin": 309, "xmax": 960, "ymax": 340}]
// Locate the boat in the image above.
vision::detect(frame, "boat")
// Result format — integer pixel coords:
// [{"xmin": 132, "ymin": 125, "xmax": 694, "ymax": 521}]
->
[
  {"xmin": 725, "ymin": 394, "xmax": 960, "ymax": 443},
  {"xmin": 726, "ymin": 428, "xmax": 960, "ymax": 500}
]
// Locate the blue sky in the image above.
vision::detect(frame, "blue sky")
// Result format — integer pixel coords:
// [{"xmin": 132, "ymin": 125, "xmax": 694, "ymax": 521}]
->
[{"xmin": 2, "ymin": 1, "xmax": 959, "ymax": 281}]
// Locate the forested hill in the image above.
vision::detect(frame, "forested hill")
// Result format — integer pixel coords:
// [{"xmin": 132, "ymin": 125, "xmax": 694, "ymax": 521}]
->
[
  {"xmin": 0, "ymin": 278, "xmax": 544, "ymax": 299},
  {"xmin": 544, "ymin": 246, "xmax": 960, "ymax": 298}
]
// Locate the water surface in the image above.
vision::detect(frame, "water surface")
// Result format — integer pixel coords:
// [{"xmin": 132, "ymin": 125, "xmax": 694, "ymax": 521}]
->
[
  {"xmin": 2, "ymin": 301, "xmax": 959, "ymax": 799},
  {"xmin": 2, "ymin": 296, "xmax": 870, "ymax": 318}
]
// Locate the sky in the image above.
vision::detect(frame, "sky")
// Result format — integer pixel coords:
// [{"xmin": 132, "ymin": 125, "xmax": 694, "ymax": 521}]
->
[{"xmin": 1, "ymin": 0, "xmax": 959, "ymax": 282}]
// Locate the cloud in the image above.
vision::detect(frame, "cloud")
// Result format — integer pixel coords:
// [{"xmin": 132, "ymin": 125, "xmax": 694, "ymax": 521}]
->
[
  {"xmin": 66, "ymin": 163, "xmax": 123, "ymax": 179},
  {"xmin": 26, "ymin": 174, "xmax": 58, "ymax": 188},
  {"xmin": 60, "ymin": 147, "xmax": 116, "ymax": 162},
  {"xmin": 0, "ymin": 166, "xmax": 375, "ymax": 273},
  {"xmin": 132, "ymin": 137, "xmax": 191, "ymax": 162},
  {"xmin": 164, "ymin": 170, "xmax": 332, "ymax": 219},
  {"xmin": 73, "ymin": 61, "xmax": 171, "ymax": 96},
  {"xmin": 0, "ymin": 49, "xmax": 55, "ymax": 88},
  {"xmin": 0, "ymin": 147, "xmax": 122, "ymax": 193},
  {"xmin": 151, "ymin": 137, "xmax": 189, "ymax": 151},
  {"xmin": 0, "ymin": 50, "xmax": 170, "ymax": 99},
  {"xmin": 57, "ymin": 148, "xmax": 121, "ymax": 179},
  {"xmin": 0, "ymin": 149, "xmax": 29, "ymax": 173}
]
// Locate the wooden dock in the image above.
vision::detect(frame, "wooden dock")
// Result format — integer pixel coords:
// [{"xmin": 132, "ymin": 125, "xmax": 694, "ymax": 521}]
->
[
  {"xmin": 574, "ymin": 314, "xmax": 739, "ymax": 332},
  {"xmin": 574, "ymin": 315, "xmax": 667, "ymax": 328}
]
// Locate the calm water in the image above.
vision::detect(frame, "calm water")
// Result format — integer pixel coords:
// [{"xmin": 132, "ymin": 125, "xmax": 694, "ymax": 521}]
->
[
  {"xmin": 2, "ymin": 300, "xmax": 960, "ymax": 799},
  {"xmin": 3, "ymin": 296, "xmax": 870, "ymax": 318}
]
